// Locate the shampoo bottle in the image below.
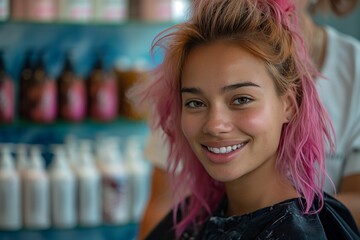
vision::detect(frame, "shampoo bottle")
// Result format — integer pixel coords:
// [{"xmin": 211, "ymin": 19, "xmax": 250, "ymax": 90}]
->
[
  {"xmin": 0, "ymin": 51, "xmax": 15, "ymax": 123},
  {"xmin": 75, "ymin": 140, "xmax": 101, "ymax": 227},
  {"xmin": 57, "ymin": 53, "xmax": 86, "ymax": 122},
  {"xmin": 125, "ymin": 136, "xmax": 151, "ymax": 222},
  {"xmin": 0, "ymin": 144, "xmax": 21, "ymax": 230},
  {"xmin": 49, "ymin": 145, "xmax": 76, "ymax": 228},
  {"xmin": 23, "ymin": 145, "xmax": 50, "ymax": 229},
  {"xmin": 98, "ymin": 136, "xmax": 131, "ymax": 225}
]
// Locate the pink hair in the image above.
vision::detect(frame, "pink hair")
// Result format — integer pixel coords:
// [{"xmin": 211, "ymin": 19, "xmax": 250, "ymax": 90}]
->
[{"xmin": 129, "ymin": 0, "xmax": 334, "ymax": 238}]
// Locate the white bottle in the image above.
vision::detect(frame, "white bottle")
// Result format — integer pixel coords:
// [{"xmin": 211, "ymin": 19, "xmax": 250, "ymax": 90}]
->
[
  {"xmin": 0, "ymin": 144, "xmax": 21, "ymax": 230},
  {"xmin": 23, "ymin": 145, "xmax": 50, "ymax": 229},
  {"xmin": 98, "ymin": 136, "xmax": 131, "ymax": 225},
  {"xmin": 125, "ymin": 136, "xmax": 151, "ymax": 222},
  {"xmin": 49, "ymin": 145, "xmax": 76, "ymax": 228},
  {"xmin": 75, "ymin": 140, "xmax": 101, "ymax": 227}
]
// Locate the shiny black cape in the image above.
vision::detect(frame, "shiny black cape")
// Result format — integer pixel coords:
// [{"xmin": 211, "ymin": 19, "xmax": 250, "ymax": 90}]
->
[{"xmin": 145, "ymin": 193, "xmax": 360, "ymax": 240}]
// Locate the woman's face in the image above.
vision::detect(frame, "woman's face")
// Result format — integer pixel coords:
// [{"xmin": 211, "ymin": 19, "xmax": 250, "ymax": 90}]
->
[{"xmin": 180, "ymin": 41, "xmax": 293, "ymax": 183}]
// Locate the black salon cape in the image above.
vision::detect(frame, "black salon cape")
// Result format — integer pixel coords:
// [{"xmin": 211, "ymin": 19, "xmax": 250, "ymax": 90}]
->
[{"xmin": 145, "ymin": 193, "xmax": 360, "ymax": 240}]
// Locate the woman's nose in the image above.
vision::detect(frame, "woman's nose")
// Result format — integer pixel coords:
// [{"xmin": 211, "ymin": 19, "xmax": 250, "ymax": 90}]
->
[{"xmin": 202, "ymin": 106, "xmax": 233, "ymax": 136}]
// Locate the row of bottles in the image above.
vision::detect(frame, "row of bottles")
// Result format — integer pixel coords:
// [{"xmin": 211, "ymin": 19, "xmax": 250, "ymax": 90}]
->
[
  {"xmin": 0, "ymin": 0, "xmax": 191, "ymax": 23},
  {"xmin": 0, "ymin": 51, "xmax": 149, "ymax": 124},
  {"xmin": 0, "ymin": 135, "xmax": 150, "ymax": 230}
]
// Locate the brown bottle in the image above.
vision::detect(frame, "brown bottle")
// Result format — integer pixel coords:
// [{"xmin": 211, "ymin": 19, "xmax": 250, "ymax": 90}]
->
[
  {"xmin": 57, "ymin": 54, "xmax": 86, "ymax": 122},
  {"xmin": 0, "ymin": 51, "xmax": 14, "ymax": 123},
  {"xmin": 87, "ymin": 56, "xmax": 118, "ymax": 122},
  {"xmin": 27, "ymin": 53, "xmax": 57, "ymax": 123}
]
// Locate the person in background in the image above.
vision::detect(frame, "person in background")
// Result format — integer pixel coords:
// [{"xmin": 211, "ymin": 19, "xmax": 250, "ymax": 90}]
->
[{"xmin": 131, "ymin": 0, "xmax": 360, "ymax": 239}]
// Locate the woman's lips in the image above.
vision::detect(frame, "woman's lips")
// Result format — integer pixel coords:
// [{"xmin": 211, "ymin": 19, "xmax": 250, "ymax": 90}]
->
[{"xmin": 202, "ymin": 141, "xmax": 248, "ymax": 164}]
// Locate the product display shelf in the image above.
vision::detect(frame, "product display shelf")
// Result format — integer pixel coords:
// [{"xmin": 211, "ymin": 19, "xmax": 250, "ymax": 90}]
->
[{"xmin": 0, "ymin": 223, "xmax": 138, "ymax": 240}]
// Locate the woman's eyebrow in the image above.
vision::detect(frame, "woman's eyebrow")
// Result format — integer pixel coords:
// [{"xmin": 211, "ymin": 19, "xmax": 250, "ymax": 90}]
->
[
  {"xmin": 180, "ymin": 82, "xmax": 260, "ymax": 94},
  {"xmin": 180, "ymin": 87, "xmax": 201, "ymax": 94},
  {"xmin": 222, "ymin": 82, "xmax": 260, "ymax": 92}
]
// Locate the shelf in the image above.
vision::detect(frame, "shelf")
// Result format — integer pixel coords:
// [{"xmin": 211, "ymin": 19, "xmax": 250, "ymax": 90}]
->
[{"xmin": 0, "ymin": 223, "xmax": 139, "ymax": 240}]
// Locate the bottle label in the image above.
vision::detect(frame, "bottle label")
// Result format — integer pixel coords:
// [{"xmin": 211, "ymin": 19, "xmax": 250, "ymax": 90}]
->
[
  {"xmin": 28, "ymin": 80, "xmax": 57, "ymax": 123},
  {"xmin": 89, "ymin": 76, "xmax": 118, "ymax": 121},
  {"xmin": 59, "ymin": 78, "xmax": 86, "ymax": 122}
]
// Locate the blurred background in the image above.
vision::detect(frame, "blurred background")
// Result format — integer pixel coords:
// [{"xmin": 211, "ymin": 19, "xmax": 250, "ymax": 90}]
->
[{"xmin": 0, "ymin": 0, "xmax": 359, "ymax": 240}]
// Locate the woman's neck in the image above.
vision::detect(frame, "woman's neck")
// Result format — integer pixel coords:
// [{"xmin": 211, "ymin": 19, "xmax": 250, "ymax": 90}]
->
[{"xmin": 224, "ymin": 161, "xmax": 298, "ymax": 217}]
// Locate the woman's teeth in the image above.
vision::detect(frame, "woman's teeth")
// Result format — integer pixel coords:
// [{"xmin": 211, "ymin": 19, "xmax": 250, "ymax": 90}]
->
[{"xmin": 207, "ymin": 144, "xmax": 243, "ymax": 154}]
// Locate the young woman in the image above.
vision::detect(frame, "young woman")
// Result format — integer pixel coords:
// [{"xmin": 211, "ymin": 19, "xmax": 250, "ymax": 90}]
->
[{"xmin": 131, "ymin": 0, "xmax": 360, "ymax": 239}]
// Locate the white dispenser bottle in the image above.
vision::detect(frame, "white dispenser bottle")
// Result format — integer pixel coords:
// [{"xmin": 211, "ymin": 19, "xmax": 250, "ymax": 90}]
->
[
  {"xmin": 75, "ymin": 140, "xmax": 101, "ymax": 227},
  {"xmin": 49, "ymin": 145, "xmax": 76, "ymax": 228},
  {"xmin": 98, "ymin": 136, "xmax": 131, "ymax": 225},
  {"xmin": 125, "ymin": 136, "xmax": 151, "ymax": 222},
  {"xmin": 0, "ymin": 144, "xmax": 21, "ymax": 230},
  {"xmin": 23, "ymin": 145, "xmax": 50, "ymax": 229}
]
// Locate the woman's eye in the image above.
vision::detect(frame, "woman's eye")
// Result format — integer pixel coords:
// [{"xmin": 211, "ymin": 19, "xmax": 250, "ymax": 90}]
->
[
  {"xmin": 233, "ymin": 97, "xmax": 252, "ymax": 105},
  {"xmin": 185, "ymin": 100, "xmax": 205, "ymax": 108}
]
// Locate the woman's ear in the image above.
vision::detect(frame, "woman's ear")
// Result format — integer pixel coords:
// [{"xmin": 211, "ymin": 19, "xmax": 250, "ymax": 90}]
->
[{"xmin": 281, "ymin": 91, "xmax": 296, "ymax": 123}]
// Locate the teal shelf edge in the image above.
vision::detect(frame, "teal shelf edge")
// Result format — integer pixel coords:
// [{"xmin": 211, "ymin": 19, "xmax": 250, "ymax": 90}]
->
[{"xmin": 0, "ymin": 223, "xmax": 139, "ymax": 240}]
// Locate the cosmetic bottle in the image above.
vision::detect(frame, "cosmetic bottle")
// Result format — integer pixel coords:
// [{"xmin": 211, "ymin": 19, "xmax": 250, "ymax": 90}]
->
[
  {"xmin": 0, "ymin": 144, "xmax": 21, "ymax": 230},
  {"xmin": 57, "ymin": 53, "xmax": 86, "ymax": 122},
  {"xmin": 58, "ymin": 0, "xmax": 94, "ymax": 22},
  {"xmin": 0, "ymin": 51, "xmax": 14, "ymax": 123},
  {"xmin": 94, "ymin": 0, "xmax": 129, "ymax": 22},
  {"xmin": 87, "ymin": 55, "xmax": 118, "ymax": 122},
  {"xmin": 27, "ymin": 53, "xmax": 57, "ymax": 123},
  {"xmin": 125, "ymin": 136, "xmax": 150, "ymax": 222},
  {"xmin": 0, "ymin": 0, "xmax": 9, "ymax": 21},
  {"xmin": 49, "ymin": 145, "xmax": 76, "ymax": 228},
  {"xmin": 98, "ymin": 136, "xmax": 131, "ymax": 225},
  {"xmin": 26, "ymin": 0, "xmax": 57, "ymax": 22},
  {"xmin": 23, "ymin": 145, "xmax": 50, "ymax": 229},
  {"xmin": 75, "ymin": 140, "xmax": 101, "ymax": 227}
]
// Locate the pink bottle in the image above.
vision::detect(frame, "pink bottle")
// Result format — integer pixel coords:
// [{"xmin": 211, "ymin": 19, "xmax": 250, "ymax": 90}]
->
[
  {"xmin": 27, "ymin": 55, "xmax": 57, "ymax": 123},
  {"xmin": 26, "ymin": 0, "xmax": 57, "ymax": 22},
  {"xmin": 0, "ymin": 53, "xmax": 14, "ymax": 123},
  {"xmin": 87, "ymin": 57, "xmax": 118, "ymax": 122},
  {"xmin": 57, "ymin": 55, "xmax": 86, "ymax": 122}
]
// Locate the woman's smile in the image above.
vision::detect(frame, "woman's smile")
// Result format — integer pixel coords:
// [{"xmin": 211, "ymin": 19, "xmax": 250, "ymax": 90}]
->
[{"xmin": 202, "ymin": 141, "xmax": 249, "ymax": 164}]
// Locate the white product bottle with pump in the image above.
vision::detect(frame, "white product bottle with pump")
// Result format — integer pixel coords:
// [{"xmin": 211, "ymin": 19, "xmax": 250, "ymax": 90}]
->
[
  {"xmin": 23, "ymin": 145, "xmax": 50, "ymax": 229},
  {"xmin": 98, "ymin": 136, "xmax": 131, "ymax": 225},
  {"xmin": 49, "ymin": 145, "xmax": 76, "ymax": 228},
  {"xmin": 75, "ymin": 140, "xmax": 101, "ymax": 227},
  {"xmin": 0, "ymin": 144, "xmax": 21, "ymax": 230},
  {"xmin": 125, "ymin": 136, "xmax": 151, "ymax": 222}
]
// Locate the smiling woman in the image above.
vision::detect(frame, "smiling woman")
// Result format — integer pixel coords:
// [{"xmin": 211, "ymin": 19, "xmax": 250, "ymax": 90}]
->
[{"xmin": 129, "ymin": 0, "xmax": 360, "ymax": 239}]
